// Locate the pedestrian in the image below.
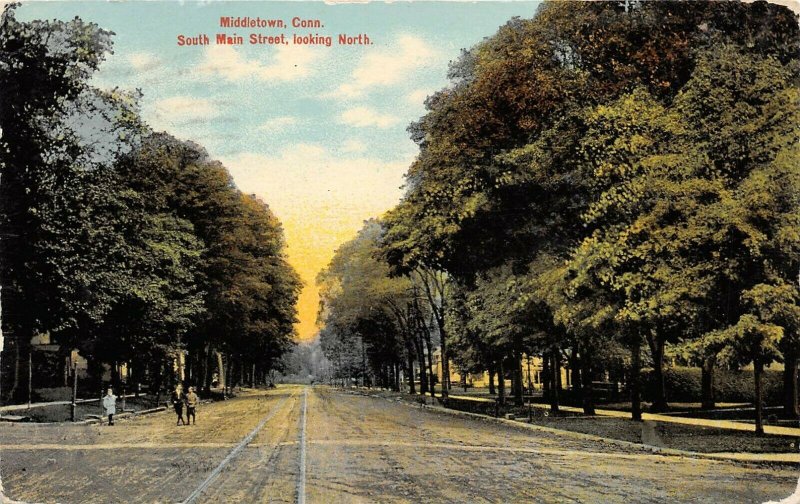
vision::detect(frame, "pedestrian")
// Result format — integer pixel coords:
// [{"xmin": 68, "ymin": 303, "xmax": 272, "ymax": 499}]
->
[
  {"xmin": 185, "ymin": 386, "xmax": 198, "ymax": 425},
  {"xmin": 102, "ymin": 387, "xmax": 117, "ymax": 426},
  {"xmin": 171, "ymin": 385, "xmax": 185, "ymax": 426}
]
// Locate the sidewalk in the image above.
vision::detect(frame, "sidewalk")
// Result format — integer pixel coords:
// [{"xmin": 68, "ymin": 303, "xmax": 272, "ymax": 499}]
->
[
  {"xmin": 429, "ymin": 392, "xmax": 800, "ymax": 437},
  {"xmin": 384, "ymin": 394, "xmax": 800, "ymax": 464},
  {"xmin": 525, "ymin": 402, "xmax": 800, "ymax": 437},
  {"xmin": 440, "ymin": 402, "xmax": 800, "ymax": 465},
  {"xmin": 0, "ymin": 398, "xmax": 95, "ymax": 413},
  {"xmin": 382, "ymin": 391, "xmax": 800, "ymax": 464},
  {"xmin": 0, "ymin": 393, "xmax": 143, "ymax": 413}
]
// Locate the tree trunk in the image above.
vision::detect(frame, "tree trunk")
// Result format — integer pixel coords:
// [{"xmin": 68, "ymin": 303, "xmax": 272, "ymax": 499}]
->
[
  {"xmin": 419, "ymin": 356, "xmax": 428, "ymax": 395},
  {"xmin": 754, "ymin": 356, "xmax": 764, "ymax": 435},
  {"xmin": 202, "ymin": 345, "xmax": 212, "ymax": 394},
  {"xmin": 8, "ymin": 334, "xmax": 21, "ymax": 401},
  {"xmin": 650, "ymin": 338, "xmax": 668, "ymax": 413},
  {"xmin": 549, "ymin": 351, "xmax": 560, "ymax": 414},
  {"xmin": 782, "ymin": 351, "xmax": 798, "ymax": 419},
  {"xmin": 581, "ymin": 348, "xmax": 595, "ymax": 416},
  {"xmin": 701, "ymin": 356, "xmax": 716, "ymax": 410},
  {"xmin": 488, "ymin": 364, "xmax": 496, "ymax": 395},
  {"xmin": 186, "ymin": 355, "xmax": 193, "ymax": 384},
  {"xmin": 554, "ymin": 350, "xmax": 563, "ymax": 392},
  {"xmin": 151, "ymin": 359, "xmax": 164, "ymax": 408},
  {"xmin": 225, "ymin": 353, "xmax": 232, "ymax": 397},
  {"xmin": 570, "ymin": 346, "xmax": 581, "ymax": 393},
  {"xmin": 630, "ymin": 338, "xmax": 642, "ymax": 422},
  {"xmin": 424, "ymin": 335, "xmax": 435, "ymax": 397},
  {"xmin": 509, "ymin": 358, "xmax": 516, "ymax": 404},
  {"xmin": 526, "ymin": 355, "xmax": 533, "ymax": 393},
  {"xmin": 414, "ymin": 337, "xmax": 428, "ymax": 395},
  {"xmin": 542, "ymin": 351, "xmax": 551, "ymax": 402},
  {"xmin": 513, "ymin": 351, "xmax": 524, "ymax": 407},
  {"xmin": 111, "ymin": 361, "xmax": 122, "ymax": 390},
  {"xmin": 497, "ymin": 360, "xmax": 506, "ymax": 406},
  {"xmin": 407, "ymin": 353, "xmax": 416, "ymax": 395},
  {"xmin": 439, "ymin": 330, "xmax": 450, "ymax": 398},
  {"xmin": 216, "ymin": 352, "xmax": 225, "ymax": 390},
  {"xmin": 432, "ymin": 304, "xmax": 449, "ymax": 397}
]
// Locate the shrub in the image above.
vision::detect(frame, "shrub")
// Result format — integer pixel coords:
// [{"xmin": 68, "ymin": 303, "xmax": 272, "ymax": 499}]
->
[
  {"xmin": 641, "ymin": 366, "xmax": 782, "ymax": 405},
  {"xmin": 713, "ymin": 368, "xmax": 782, "ymax": 405}
]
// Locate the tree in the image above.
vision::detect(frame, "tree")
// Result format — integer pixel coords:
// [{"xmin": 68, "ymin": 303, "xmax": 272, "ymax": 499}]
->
[
  {"xmin": 383, "ymin": 0, "xmax": 799, "ymax": 421},
  {"xmin": 119, "ymin": 134, "xmax": 300, "ymax": 391},
  {"xmin": 1, "ymin": 5, "xmax": 300, "ymax": 399},
  {"xmin": 0, "ymin": 5, "xmax": 150, "ymax": 398},
  {"xmin": 318, "ymin": 220, "xmax": 414, "ymax": 391}
]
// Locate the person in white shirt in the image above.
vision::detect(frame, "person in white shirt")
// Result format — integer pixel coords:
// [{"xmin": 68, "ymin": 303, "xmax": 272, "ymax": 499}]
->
[{"xmin": 102, "ymin": 387, "xmax": 117, "ymax": 426}]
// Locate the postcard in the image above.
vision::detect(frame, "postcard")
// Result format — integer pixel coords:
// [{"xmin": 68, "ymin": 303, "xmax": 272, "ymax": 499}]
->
[{"xmin": 0, "ymin": 1, "xmax": 798, "ymax": 502}]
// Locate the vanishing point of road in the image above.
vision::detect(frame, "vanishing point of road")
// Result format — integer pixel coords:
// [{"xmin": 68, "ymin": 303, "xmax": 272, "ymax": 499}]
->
[{"xmin": 0, "ymin": 385, "xmax": 795, "ymax": 503}]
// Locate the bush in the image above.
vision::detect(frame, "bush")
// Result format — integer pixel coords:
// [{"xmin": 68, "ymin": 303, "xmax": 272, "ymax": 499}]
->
[
  {"xmin": 642, "ymin": 366, "xmax": 782, "ymax": 405},
  {"xmin": 713, "ymin": 368, "xmax": 782, "ymax": 405}
]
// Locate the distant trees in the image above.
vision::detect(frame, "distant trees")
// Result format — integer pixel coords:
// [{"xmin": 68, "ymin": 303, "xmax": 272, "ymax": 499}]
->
[
  {"xmin": 317, "ymin": 220, "xmax": 415, "ymax": 391},
  {"xmin": 0, "ymin": 5, "xmax": 299, "ymax": 401},
  {"xmin": 318, "ymin": 1, "xmax": 800, "ymax": 430},
  {"xmin": 119, "ymin": 133, "xmax": 301, "ymax": 391}
]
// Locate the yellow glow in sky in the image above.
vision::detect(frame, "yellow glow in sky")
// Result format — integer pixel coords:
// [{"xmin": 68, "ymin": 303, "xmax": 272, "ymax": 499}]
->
[{"xmin": 223, "ymin": 145, "xmax": 408, "ymax": 342}]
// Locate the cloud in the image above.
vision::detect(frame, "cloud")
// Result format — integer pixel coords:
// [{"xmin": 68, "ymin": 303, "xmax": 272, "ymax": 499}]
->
[
  {"xmin": 151, "ymin": 96, "xmax": 220, "ymax": 127},
  {"xmin": 340, "ymin": 139, "xmax": 367, "ymax": 153},
  {"xmin": 128, "ymin": 52, "xmax": 161, "ymax": 72},
  {"xmin": 197, "ymin": 45, "xmax": 320, "ymax": 82},
  {"xmin": 257, "ymin": 116, "xmax": 298, "ymax": 132},
  {"xmin": 326, "ymin": 34, "xmax": 439, "ymax": 99},
  {"xmin": 93, "ymin": 51, "xmax": 170, "ymax": 86},
  {"xmin": 406, "ymin": 88, "xmax": 430, "ymax": 106},
  {"xmin": 339, "ymin": 106, "xmax": 399, "ymax": 128}
]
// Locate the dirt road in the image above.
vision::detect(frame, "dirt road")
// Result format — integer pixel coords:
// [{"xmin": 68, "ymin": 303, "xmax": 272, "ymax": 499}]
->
[{"xmin": 0, "ymin": 385, "xmax": 795, "ymax": 503}]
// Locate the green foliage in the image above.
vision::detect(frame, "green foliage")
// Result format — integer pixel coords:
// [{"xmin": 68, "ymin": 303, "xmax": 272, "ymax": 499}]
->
[
  {"xmin": 375, "ymin": 0, "xmax": 800, "ymax": 415},
  {"xmin": 642, "ymin": 366, "xmax": 783, "ymax": 405},
  {"xmin": 318, "ymin": 220, "xmax": 412, "ymax": 385},
  {"xmin": 0, "ymin": 5, "xmax": 300, "ymax": 398}
]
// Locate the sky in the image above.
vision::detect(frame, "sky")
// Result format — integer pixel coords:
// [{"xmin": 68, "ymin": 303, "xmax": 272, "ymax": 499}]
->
[{"xmin": 16, "ymin": 0, "xmax": 543, "ymax": 342}]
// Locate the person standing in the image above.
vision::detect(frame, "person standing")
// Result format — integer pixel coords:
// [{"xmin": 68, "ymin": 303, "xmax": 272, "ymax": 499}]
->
[
  {"xmin": 185, "ymin": 387, "xmax": 198, "ymax": 425},
  {"xmin": 171, "ymin": 385, "xmax": 185, "ymax": 426},
  {"xmin": 102, "ymin": 387, "xmax": 117, "ymax": 426}
]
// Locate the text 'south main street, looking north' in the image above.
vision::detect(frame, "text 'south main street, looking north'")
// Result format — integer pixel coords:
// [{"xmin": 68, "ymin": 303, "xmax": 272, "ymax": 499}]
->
[{"xmin": 176, "ymin": 15, "xmax": 371, "ymax": 46}]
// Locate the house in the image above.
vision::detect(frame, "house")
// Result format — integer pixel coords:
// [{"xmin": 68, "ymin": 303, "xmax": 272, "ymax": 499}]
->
[{"xmin": 430, "ymin": 347, "xmax": 571, "ymax": 392}]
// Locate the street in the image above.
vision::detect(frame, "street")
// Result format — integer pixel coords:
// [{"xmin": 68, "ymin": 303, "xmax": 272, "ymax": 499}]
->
[{"xmin": 0, "ymin": 385, "xmax": 796, "ymax": 503}]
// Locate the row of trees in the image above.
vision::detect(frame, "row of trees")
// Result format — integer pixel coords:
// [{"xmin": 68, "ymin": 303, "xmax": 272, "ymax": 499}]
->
[
  {"xmin": 317, "ymin": 220, "xmax": 447, "ymax": 395},
  {"xmin": 0, "ymin": 5, "xmax": 300, "ymax": 402},
  {"xmin": 318, "ymin": 0, "xmax": 800, "ymax": 433}
]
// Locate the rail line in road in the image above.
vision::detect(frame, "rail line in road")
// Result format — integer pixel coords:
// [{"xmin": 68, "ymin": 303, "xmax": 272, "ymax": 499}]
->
[
  {"xmin": 2, "ymin": 386, "xmax": 796, "ymax": 503},
  {"xmin": 296, "ymin": 387, "xmax": 308, "ymax": 504},
  {"xmin": 271, "ymin": 439, "xmax": 725, "ymax": 462},
  {"xmin": 181, "ymin": 390, "xmax": 297, "ymax": 504}
]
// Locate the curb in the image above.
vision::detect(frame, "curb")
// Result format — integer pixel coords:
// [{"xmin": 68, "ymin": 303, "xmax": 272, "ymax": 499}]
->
[
  {"xmin": 84, "ymin": 406, "xmax": 167, "ymax": 425},
  {"xmin": 354, "ymin": 390, "xmax": 799, "ymax": 467}
]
